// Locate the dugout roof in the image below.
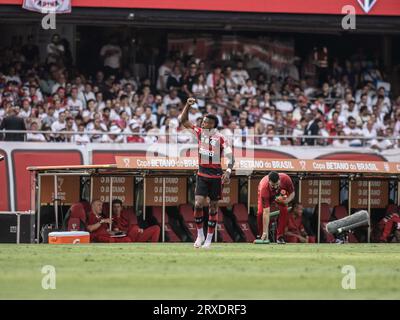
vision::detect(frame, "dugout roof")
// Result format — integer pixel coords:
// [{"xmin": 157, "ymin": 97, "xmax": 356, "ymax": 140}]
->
[{"xmin": 28, "ymin": 157, "xmax": 400, "ymax": 179}]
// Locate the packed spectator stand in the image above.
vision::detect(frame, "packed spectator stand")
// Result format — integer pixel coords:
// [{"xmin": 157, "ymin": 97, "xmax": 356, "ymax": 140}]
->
[{"xmin": 0, "ymin": 34, "xmax": 399, "ymax": 151}]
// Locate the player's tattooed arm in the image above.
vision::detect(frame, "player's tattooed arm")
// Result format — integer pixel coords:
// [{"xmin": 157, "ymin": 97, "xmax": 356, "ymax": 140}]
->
[{"xmin": 178, "ymin": 97, "xmax": 196, "ymax": 129}]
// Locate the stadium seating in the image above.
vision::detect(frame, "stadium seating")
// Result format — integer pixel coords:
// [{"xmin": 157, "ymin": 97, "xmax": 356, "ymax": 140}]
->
[
  {"xmin": 121, "ymin": 207, "xmax": 138, "ymax": 226},
  {"xmin": 386, "ymin": 204, "xmax": 399, "ymax": 215},
  {"xmin": 233, "ymin": 203, "xmax": 255, "ymax": 242},
  {"xmin": 332, "ymin": 205, "xmax": 348, "ymax": 220},
  {"xmin": 151, "ymin": 206, "xmax": 181, "ymax": 242},
  {"xmin": 179, "ymin": 204, "xmax": 197, "ymax": 241},
  {"xmin": 318, "ymin": 203, "xmax": 335, "ymax": 243},
  {"xmin": 64, "ymin": 202, "xmax": 87, "ymax": 231},
  {"xmin": 80, "ymin": 200, "xmax": 91, "ymax": 215},
  {"xmin": 216, "ymin": 208, "xmax": 233, "ymax": 243}
]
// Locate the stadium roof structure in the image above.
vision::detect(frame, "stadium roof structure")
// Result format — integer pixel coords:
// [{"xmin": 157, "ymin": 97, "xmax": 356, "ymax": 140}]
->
[{"xmin": 1, "ymin": 4, "xmax": 400, "ymax": 34}]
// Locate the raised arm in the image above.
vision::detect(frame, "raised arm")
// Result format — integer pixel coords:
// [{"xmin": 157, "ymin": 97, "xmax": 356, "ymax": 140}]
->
[{"xmin": 178, "ymin": 97, "xmax": 196, "ymax": 129}]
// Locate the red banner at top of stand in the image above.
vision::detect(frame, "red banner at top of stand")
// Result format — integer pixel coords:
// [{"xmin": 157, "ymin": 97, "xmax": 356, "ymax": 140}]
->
[{"xmin": 2, "ymin": 0, "xmax": 400, "ymax": 16}]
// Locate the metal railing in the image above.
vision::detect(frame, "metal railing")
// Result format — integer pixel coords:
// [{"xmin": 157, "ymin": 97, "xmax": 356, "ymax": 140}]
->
[{"xmin": 0, "ymin": 129, "xmax": 398, "ymax": 145}]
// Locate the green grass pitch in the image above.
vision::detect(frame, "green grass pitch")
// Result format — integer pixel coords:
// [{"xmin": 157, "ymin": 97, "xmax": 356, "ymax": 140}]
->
[{"xmin": 0, "ymin": 243, "xmax": 399, "ymax": 299}]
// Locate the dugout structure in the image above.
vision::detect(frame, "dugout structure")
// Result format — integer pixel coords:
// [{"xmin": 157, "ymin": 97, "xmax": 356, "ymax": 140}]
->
[{"xmin": 28, "ymin": 157, "xmax": 400, "ymax": 244}]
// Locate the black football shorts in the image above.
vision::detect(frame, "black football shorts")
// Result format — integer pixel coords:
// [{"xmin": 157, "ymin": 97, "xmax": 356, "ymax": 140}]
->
[{"xmin": 195, "ymin": 175, "xmax": 222, "ymax": 201}]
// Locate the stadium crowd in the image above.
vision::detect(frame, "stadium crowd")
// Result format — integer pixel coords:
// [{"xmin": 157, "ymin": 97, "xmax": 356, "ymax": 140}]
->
[{"xmin": 0, "ymin": 34, "xmax": 399, "ymax": 150}]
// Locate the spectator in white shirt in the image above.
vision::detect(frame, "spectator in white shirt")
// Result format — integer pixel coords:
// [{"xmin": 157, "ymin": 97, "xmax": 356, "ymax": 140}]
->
[
  {"xmin": 394, "ymin": 112, "xmax": 400, "ymax": 137},
  {"xmin": 372, "ymin": 87, "xmax": 391, "ymax": 111},
  {"xmin": 87, "ymin": 118, "xmax": 107, "ymax": 142},
  {"xmin": 340, "ymin": 99, "xmax": 359, "ymax": 123},
  {"xmin": 188, "ymin": 103, "xmax": 203, "ymax": 125},
  {"xmin": 332, "ymin": 130, "xmax": 350, "ymax": 147},
  {"xmin": 370, "ymin": 127, "xmax": 395, "ymax": 151},
  {"xmin": 260, "ymin": 105, "xmax": 276, "ymax": 128},
  {"xmin": 261, "ymin": 129, "xmax": 281, "ymax": 147},
  {"xmin": 357, "ymin": 93, "xmax": 373, "ymax": 111},
  {"xmin": 232, "ymin": 60, "xmax": 249, "ymax": 88},
  {"xmin": 220, "ymin": 121, "xmax": 237, "ymax": 141},
  {"xmin": 234, "ymin": 118, "xmax": 252, "ymax": 147},
  {"xmin": 5, "ymin": 66, "xmax": 22, "ymax": 85},
  {"xmin": 51, "ymin": 73, "xmax": 67, "ymax": 94},
  {"xmin": 63, "ymin": 116, "xmax": 77, "ymax": 142},
  {"xmin": 240, "ymin": 79, "xmax": 256, "ymax": 99},
  {"xmin": 343, "ymin": 116, "xmax": 363, "ymax": 146},
  {"xmin": 292, "ymin": 117, "xmax": 308, "ymax": 145},
  {"xmin": 156, "ymin": 58, "xmax": 173, "ymax": 93},
  {"xmin": 67, "ymin": 86, "xmax": 83, "ymax": 117},
  {"xmin": 78, "ymin": 83, "xmax": 96, "ymax": 108},
  {"xmin": 140, "ymin": 106, "xmax": 157, "ymax": 127},
  {"xmin": 358, "ymin": 105, "xmax": 371, "ymax": 126},
  {"xmin": 120, "ymin": 69, "xmax": 138, "ymax": 90},
  {"xmin": 101, "ymin": 125, "xmax": 124, "ymax": 143},
  {"xmin": 72, "ymin": 123, "xmax": 90, "ymax": 144},
  {"xmin": 26, "ymin": 122, "xmax": 45, "ymax": 142},
  {"xmin": 163, "ymin": 89, "xmax": 182, "ymax": 109},
  {"xmin": 19, "ymin": 99, "xmax": 31, "ymax": 120},
  {"xmin": 191, "ymin": 74, "xmax": 209, "ymax": 108},
  {"xmin": 100, "ymin": 37, "xmax": 122, "ymax": 76},
  {"xmin": 206, "ymin": 65, "xmax": 223, "ymax": 91},
  {"xmin": 46, "ymin": 34, "xmax": 65, "ymax": 65},
  {"xmin": 362, "ymin": 120, "xmax": 378, "ymax": 139},
  {"xmin": 275, "ymin": 91, "xmax": 294, "ymax": 114},
  {"xmin": 51, "ymin": 111, "xmax": 66, "ymax": 133}
]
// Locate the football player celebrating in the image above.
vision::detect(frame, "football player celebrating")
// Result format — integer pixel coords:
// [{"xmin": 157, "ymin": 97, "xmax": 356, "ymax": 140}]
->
[{"xmin": 179, "ymin": 98, "xmax": 234, "ymax": 249}]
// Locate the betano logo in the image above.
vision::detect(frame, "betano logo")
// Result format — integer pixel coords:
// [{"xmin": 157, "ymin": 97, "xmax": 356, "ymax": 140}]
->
[{"xmin": 357, "ymin": 0, "xmax": 377, "ymax": 14}]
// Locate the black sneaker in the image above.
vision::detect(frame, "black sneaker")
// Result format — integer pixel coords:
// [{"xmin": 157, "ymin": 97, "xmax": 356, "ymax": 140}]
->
[{"xmin": 276, "ymin": 236, "xmax": 286, "ymax": 244}]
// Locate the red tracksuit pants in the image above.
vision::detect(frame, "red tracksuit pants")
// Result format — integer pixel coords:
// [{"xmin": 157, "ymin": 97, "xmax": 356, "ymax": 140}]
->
[
  {"xmin": 257, "ymin": 204, "xmax": 288, "ymax": 239},
  {"xmin": 380, "ymin": 214, "xmax": 400, "ymax": 241},
  {"xmin": 127, "ymin": 225, "xmax": 160, "ymax": 242}
]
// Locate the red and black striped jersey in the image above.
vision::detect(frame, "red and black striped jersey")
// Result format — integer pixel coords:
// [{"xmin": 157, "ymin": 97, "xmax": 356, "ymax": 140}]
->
[{"xmin": 192, "ymin": 126, "xmax": 230, "ymax": 179}]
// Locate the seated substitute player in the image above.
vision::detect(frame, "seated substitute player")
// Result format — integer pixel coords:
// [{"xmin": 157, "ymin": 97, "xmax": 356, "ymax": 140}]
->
[
  {"xmin": 257, "ymin": 171, "xmax": 295, "ymax": 244},
  {"xmin": 179, "ymin": 97, "xmax": 234, "ymax": 249},
  {"xmin": 86, "ymin": 199, "xmax": 131, "ymax": 243},
  {"xmin": 379, "ymin": 211, "xmax": 400, "ymax": 243},
  {"xmin": 112, "ymin": 199, "xmax": 160, "ymax": 242},
  {"xmin": 285, "ymin": 202, "xmax": 315, "ymax": 243}
]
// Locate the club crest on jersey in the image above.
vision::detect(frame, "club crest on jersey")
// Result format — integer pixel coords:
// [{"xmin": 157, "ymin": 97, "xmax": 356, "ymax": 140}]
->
[
  {"xmin": 200, "ymin": 136, "xmax": 218, "ymax": 146},
  {"xmin": 357, "ymin": 0, "xmax": 377, "ymax": 13}
]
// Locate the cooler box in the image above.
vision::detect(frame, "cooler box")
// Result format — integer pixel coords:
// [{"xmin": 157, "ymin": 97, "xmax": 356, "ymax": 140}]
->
[{"xmin": 48, "ymin": 231, "xmax": 90, "ymax": 244}]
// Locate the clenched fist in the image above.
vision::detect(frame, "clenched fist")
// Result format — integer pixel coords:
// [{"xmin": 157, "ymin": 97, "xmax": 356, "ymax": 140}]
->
[{"xmin": 187, "ymin": 97, "xmax": 196, "ymax": 105}]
